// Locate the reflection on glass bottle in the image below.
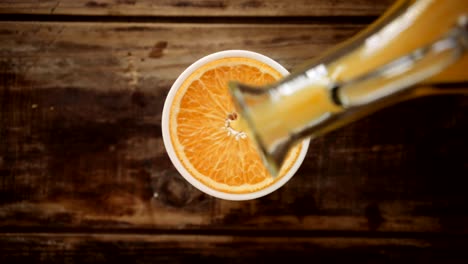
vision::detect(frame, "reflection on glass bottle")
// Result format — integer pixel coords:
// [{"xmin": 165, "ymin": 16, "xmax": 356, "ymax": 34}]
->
[{"xmin": 229, "ymin": 0, "xmax": 468, "ymax": 176}]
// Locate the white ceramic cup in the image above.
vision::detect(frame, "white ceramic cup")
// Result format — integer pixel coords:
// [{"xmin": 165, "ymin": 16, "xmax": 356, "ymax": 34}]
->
[{"xmin": 161, "ymin": 50, "xmax": 310, "ymax": 201}]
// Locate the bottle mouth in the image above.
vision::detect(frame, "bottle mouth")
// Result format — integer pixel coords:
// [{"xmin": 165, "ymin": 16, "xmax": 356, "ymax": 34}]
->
[{"xmin": 228, "ymin": 81, "xmax": 285, "ymax": 177}]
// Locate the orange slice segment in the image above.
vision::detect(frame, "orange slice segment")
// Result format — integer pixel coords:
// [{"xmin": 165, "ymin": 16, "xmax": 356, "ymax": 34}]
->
[{"xmin": 169, "ymin": 57, "xmax": 301, "ymax": 194}]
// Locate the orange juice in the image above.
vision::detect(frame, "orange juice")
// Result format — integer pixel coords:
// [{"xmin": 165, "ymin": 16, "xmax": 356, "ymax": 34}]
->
[{"xmin": 331, "ymin": 0, "xmax": 468, "ymax": 83}]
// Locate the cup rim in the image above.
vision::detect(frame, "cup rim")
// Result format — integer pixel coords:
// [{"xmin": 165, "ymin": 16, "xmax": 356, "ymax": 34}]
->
[{"xmin": 161, "ymin": 50, "xmax": 310, "ymax": 201}]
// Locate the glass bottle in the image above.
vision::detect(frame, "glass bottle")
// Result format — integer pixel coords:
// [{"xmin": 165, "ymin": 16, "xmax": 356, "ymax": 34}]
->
[{"xmin": 229, "ymin": 0, "xmax": 468, "ymax": 176}]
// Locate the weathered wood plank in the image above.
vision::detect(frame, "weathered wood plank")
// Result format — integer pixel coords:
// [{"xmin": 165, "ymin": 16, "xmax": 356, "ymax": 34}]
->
[
  {"xmin": 0, "ymin": 22, "xmax": 364, "ymax": 92},
  {"xmin": 0, "ymin": 0, "xmax": 394, "ymax": 17},
  {"xmin": 0, "ymin": 22, "xmax": 467, "ymax": 233},
  {"xmin": 1, "ymin": 233, "xmax": 467, "ymax": 263}
]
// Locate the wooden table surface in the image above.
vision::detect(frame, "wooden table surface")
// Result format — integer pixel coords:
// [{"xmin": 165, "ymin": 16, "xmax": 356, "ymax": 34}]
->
[{"xmin": 1, "ymin": 0, "xmax": 467, "ymax": 263}]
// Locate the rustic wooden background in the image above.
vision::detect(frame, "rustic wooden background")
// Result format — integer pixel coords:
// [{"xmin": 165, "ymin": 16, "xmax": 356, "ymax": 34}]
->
[{"xmin": 1, "ymin": 0, "xmax": 467, "ymax": 263}]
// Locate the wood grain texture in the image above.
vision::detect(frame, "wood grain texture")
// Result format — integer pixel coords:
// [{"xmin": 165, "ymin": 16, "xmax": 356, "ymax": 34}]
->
[
  {"xmin": 0, "ymin": 0, "xmax": 394, "ymax": 17},
  {"xmin": 1, "ymin": 233, "xmax": 468, "ymax": 263},
  {"xmin": 1, "ymin": 22, "xmax": 467, "ymax": 235}
]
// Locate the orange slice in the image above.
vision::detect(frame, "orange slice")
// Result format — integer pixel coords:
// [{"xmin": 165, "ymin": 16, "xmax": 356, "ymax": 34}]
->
[{"xmin": 169, "ymin": 57, "xmax": 302, "ymax": 194}]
